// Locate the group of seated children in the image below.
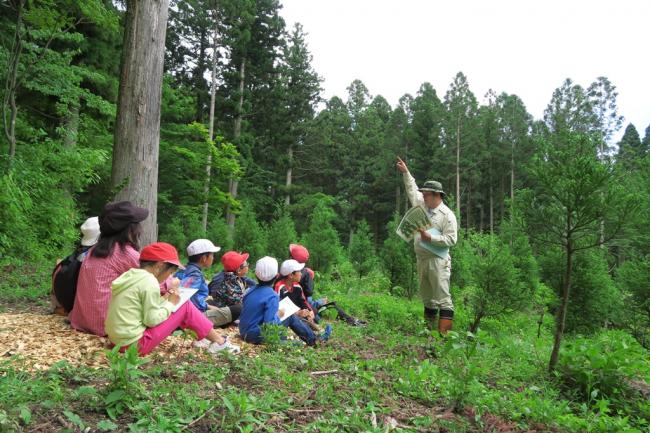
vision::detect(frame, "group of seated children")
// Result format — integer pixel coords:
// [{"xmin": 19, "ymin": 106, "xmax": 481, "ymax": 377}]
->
[{"xmin": 52, "ymin": 200, "xmax": 356, "ymax": 357}]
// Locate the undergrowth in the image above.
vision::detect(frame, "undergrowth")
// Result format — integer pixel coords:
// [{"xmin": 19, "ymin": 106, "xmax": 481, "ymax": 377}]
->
[{"xmin": 1, "ymin": 273, "xmax": 649, "ymax": 432}]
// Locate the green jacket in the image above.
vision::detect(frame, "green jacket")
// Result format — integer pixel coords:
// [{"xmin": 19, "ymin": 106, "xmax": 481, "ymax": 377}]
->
[{"xmin": 105, "ymin": 268, "xmax": 174, "ymax": 348}]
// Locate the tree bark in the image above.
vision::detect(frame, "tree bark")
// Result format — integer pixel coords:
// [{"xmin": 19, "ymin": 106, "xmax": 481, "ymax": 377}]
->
[
  {"xmin": 489, "ymin": 182, "xmax": 494, "ymax": 234},
  {"xmin": 285, "ymin": 144, "xmax": 292, "ymax": 206},
  {"xmin": 111, "ymin": 0, "xmax": 169, "ymax": 246},
  {"xmin": 549, "ymin": 235, "xmax": 573, "ymax": 372},
  {"xmin": 201, "ymin": 17, "xmax": 219, "ymax": 233},
  {"xmin": 3, "ymin": 0, "xmax": 24, "ymax": 162},
  {"xmin": 225, "ymin": 58, "xmax": 246, "ymax": 229},
  {"xmin": 455, "ymin": 117, "xmax": 461, "ymax": 223}
]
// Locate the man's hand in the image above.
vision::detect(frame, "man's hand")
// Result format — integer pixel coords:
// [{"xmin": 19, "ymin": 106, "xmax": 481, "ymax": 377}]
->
[
  {"xmin": 419, "ymin": 229, "xmax": 432, "ymax": 242},
  {"xmin": 396, "ymin": 156, "xmax": 408, "ymax": 174}
]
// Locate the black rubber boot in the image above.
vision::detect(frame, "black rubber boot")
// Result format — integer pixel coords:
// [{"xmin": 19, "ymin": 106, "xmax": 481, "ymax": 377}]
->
[{"xmin": 424, "ymin": 307, "xmax": 438, "ymax": 330}]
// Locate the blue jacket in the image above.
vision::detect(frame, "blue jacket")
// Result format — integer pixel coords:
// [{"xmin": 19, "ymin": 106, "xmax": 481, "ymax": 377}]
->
[
  {"xmin": 238, "ymin": 283, "xmax": 281, "ymax": 343},
  {"xmin": 175, "ymin": 263, "xmax": 209, "ymax": 312}
]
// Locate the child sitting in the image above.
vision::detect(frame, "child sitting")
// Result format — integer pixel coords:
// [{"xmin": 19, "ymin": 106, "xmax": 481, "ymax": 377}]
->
[
  {"xmin": 289, "ymin": 243, "xmax": 366, "ymax": 327},
  {"xmin": 239, "ymin": 256, "xmax": 331, "ymax": 346},
  {"xmin": 275, "ymin": 259, "xmax": 321, "ymax": 332},
  {"xmin": 105, "ymin": 242, "xmax": 239, "ymax": 355},
  {"xmin": 208, "ymin": 251, "xmax": 256, "ymax": 308},
  {"xmin": 175, "ymin": 239, "xmax": 240, "ymax": 326},
  {"xmin": 51, "ymin": 216, "xmax": 100, "ymax": 315}
]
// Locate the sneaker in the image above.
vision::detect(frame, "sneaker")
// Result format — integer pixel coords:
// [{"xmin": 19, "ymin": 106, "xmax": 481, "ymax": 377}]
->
[
  {"xmin": 193, "ymin": 338, "xmax": 211, "ymax": 349},
  {"xmin": 320, "ymin": 324, "xmax": 333, "ymax": 342},
  {"xmin": 207, "ymin": 337, "xmax": 241, "ymax": 355}
]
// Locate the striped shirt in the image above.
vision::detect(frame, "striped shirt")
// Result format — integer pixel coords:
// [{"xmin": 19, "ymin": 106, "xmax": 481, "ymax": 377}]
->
[{"xmin": 69, "ymin": 244, "xmax": 139, "ymax": 336}]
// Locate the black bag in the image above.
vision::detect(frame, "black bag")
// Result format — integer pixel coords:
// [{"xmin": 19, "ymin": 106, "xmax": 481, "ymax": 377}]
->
[{"xmin": 52, "ymin": 247, "xmax": 89, "ymax": 312}]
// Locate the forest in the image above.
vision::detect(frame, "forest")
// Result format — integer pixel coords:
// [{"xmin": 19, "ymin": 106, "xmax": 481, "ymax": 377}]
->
[{"xmin": 1, "ymin": 1, "xmax": 650, "ymax": 432}]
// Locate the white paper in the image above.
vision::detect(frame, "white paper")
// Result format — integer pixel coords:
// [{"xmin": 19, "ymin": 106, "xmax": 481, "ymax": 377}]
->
[
  {"xmin": 277, "ymin": 296, "xmax": 300, "ymax": 322},
  {"xmin": 171, "ymin": 288, "xmax": 198, "ymax": 312}
]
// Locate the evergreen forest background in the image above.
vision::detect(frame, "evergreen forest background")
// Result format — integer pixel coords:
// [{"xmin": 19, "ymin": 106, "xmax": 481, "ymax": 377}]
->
[{"xmin": 1, "ymin": 1, "xmax": 650, "ymax": 432}]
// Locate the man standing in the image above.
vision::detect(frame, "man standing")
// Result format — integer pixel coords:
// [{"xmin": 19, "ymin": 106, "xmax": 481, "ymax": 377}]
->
[{"xmin": 396, "ymin": 157, "xmax": 458, "ymax": 333}]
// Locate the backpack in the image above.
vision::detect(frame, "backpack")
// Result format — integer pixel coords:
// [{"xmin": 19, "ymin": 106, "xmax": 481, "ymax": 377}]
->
[{"xmin": 52, "ymin": 246, "xmax": 89, "ymax": 313}]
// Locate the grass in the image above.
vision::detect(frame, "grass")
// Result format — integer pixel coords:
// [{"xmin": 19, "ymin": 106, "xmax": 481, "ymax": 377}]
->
[{"xmin": 1, "ymin": 272, "xmax": 650, "ymax": 432}]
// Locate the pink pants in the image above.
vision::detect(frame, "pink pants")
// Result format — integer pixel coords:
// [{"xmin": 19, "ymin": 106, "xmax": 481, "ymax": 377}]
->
[{"xmin": 131, "ymin": 302, "xmax": 213, "ymax": 355}]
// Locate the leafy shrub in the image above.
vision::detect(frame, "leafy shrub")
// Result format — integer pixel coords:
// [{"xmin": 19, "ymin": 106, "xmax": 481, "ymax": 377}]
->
[
  {"xmin": 380, "ymin": 213, "xmax": 417, "ymax": 298},
  {"xmin": 558, "ymin": 330, "xmax": 650, "ymax": 415},
  {"xmin": 455, "ymin": 232, "xmax": 533, "ymax": 332},
  {"xmin": 266, "ymin": 207, "xmax": 298, "ymax": 261},
  {"xmin": 348, "ymin": 219, "xmax": 379, "ymax": 278},
  {"xmin": 233, "ymin": 202, "xmax": 268, "ymax": 262},
  {"xmin": 302, "ymin": 199, "xmax": 343, "ymax": 272},
  {"xmin": 104, "ymin": 345, "xmax": 148, "ymax": 419}
]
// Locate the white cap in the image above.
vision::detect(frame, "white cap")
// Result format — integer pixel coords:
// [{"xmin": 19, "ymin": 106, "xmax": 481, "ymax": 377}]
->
[
  {"xmin": 80, "ymin": 217, "xmax": 100, "ymax": 246},
  {"xmin": 255, "ymin": 256, "xmax": 278, "ymax": 281},
  {"xmin": 279, "ymin": 259, "xmax": 305, "ymax": 277},
  {"xmin": 187, "ymin": 239, "xmax": 221, "ymax": 256}
]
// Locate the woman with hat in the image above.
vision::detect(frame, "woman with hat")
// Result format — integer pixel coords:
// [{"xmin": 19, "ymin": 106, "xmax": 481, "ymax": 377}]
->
[
  {"xmin": 70, "ymin": 201, "xmax": 149, "ymax": 336},
  {"xmin": 105, "ymin": 242, "xmax": 239, "ymax": 355}
]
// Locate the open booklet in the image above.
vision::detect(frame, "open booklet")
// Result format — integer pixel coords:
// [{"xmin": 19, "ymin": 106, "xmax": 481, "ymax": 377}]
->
[
  {"xmin": 396, "ymin": 205, "xmax": 431, "ymax": 241},
  {"xmin": 396, "ymin": 206, "xmax": 449, "ymax": 260},
  {"xmin": 277, "ymin": 296, "xmax": 300, "ymax": 322},
  {"xmin": 170, "ymin": 288, "xmax": 198, "ymax": 313}
]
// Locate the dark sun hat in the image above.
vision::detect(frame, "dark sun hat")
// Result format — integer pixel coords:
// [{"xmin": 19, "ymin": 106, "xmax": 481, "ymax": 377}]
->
[
  {"xmin": 418, "ymin": 180, "xmax": 445, "ymax": 196},
  {"xmin": 99, "ymin": 201, "xmax": 149, "ymax": 236}
]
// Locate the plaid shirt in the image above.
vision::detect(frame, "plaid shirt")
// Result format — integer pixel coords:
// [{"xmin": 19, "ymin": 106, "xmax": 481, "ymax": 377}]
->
[{"xmin": 70, "ymin": 244, "xmax": 140, "ymax": 336}]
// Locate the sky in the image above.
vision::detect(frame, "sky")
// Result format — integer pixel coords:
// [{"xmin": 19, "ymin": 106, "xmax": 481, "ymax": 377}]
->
[{"xmin": 279, "ymin": 0, "xmax": 649, "ymax": 142}]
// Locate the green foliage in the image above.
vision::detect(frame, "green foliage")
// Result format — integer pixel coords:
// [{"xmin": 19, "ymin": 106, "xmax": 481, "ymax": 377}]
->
[
  {"xmin": 266, "ymin": 207, "xmax": 298, "ymax": 260},
  {"xmin": 440, "ymin": 331, "xmax": 483, "ymax": 412},
  {"xmin": 260, "ymin": 323, "xmax": 288, "ymax": 351},
  {"xmin": 539, "ymin": 248, "xmax": 622, "ymax": 334},
  {"xmin": 302, "ymin": 198, "xmax": 343, "ymax": 272},
  {"xmin": 348, "ymin": 219, "xmax": 379, "ymax": 278},
  {"xmin": 558, "ymin": 330, "xmax": 650, "ymax": 421},
  {"xmin": 454, "ymin": 232, "xmax": 533, "ymax": 332},
  {"xmin": 233, "ymin": 202, "xmax": 268, "ymax": 261},
  {"xmin": 380, "ymin": 213, "xmax": 417, "ymax": 297},
  {"xmin": 104, "ymin": 345, "xmax": 148, "ymax": 420},
  {"xmin": 617, "ymin": 258, "xmax": 650, "ymax": 347}
]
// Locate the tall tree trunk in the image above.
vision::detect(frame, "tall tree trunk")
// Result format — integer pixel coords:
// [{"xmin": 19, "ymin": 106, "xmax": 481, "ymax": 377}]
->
[
  {"xmin": 510, "ymin": 140, "xmax": 515, "ymax": 207},
  {"xmin": 196, "ymin": 26, "xmax": 207, "ymax": 121},
  {"xmin": 225, "ymin": 59, "xmax": 246, "ymax": 229},
  {"xmin": 466, "ymin": 178, "xmax": 471, "ymax": 232},
  {"xmin": 3, "ymin": 0, "xmax": 24, "ymax": 162},
  {"xmin": 489, "ymin": 183, "xmax": 494, "ymax": 234},
  {"xmin": 285, "ymin": 144, "xmax": 292, "ymax": 205},
  {"xmin": 455, "ymin": 117, "xmax": 461, "ymax": 222},
  {"xmin": 201, "ymin": 18, "xmax": 219, "ymax": 233},
  {"xmin": 111, "ymin": 0, "xmax": 169, "ymax": 247},
  {"xmin": 549, "ymin": 234, "xmax": 573, "ymax": 372}
]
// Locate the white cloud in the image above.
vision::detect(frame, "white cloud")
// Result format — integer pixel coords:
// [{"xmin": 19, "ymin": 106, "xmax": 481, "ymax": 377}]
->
[{"xmin": 281, "ymin": 0, "xmax": 650, "ymax": 140}]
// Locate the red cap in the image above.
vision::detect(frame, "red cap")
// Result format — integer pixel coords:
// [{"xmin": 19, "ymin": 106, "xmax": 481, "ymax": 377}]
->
[
  {"xmin": 139, "ymin": 242, "xmax": 184, "ymax": 269},
  {"xmin": 289, "ymin": 243, "xmax": 309, "ymax": 263},
  {"xmin": 221, "ymin": 251, "xmax": 250, "ymax": 272}
]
